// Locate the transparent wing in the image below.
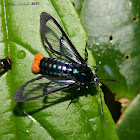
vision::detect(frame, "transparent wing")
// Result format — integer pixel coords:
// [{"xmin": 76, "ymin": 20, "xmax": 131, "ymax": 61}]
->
[
  {"xmin": 40, "ymin": 12, "xmax": 85, "ymax": 64},
  {"xmin": 13, "ymin": 76, "xmax": 77, "ymax": 102}
]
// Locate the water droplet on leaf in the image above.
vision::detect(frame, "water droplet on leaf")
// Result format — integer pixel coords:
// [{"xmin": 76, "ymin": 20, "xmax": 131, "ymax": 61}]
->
[{"xmin": 17, "ymin": 50, "xmax": 26, "ymax": 59}]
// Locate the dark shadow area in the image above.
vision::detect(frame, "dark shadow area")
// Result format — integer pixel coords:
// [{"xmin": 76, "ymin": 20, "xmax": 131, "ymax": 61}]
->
[
  {"xmin": 101, "ymin": 84, "xmax": 121, "ymax": 123},
  {"xmin": 13, "ymin": 84, "xmax": 98, "ymax": 116}
]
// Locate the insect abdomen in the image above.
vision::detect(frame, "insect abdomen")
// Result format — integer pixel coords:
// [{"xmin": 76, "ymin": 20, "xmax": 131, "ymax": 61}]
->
[
  {"xmin": 39, "ymin": 57, "xmax": 72, "ymax": 77},
  {"xmin": 32, "ymin": 53, "xmax": 75, "ymax": 77}
]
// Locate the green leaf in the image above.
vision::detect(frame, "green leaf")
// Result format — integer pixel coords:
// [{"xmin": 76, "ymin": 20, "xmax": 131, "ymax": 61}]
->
[
  {"xmin": 78, "ymin": 0, "xmax": 140, "ymax": 99},
  {"xmin": 116, "ymin": 94, "xmax": 140, "ymax": 140},
  {"xmin": 0, "ymin": 0, "xmax": 118, "ymax": 139}
]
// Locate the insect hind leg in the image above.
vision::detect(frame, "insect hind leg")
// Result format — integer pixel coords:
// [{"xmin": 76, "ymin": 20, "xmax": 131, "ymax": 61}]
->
[
  {"xmin": 66, "ymin": 85, "xmax": 80, "ymax": 110},
  {"xmin": 66, "ymin": 96, "xmax": 76, "ymax": 110}
]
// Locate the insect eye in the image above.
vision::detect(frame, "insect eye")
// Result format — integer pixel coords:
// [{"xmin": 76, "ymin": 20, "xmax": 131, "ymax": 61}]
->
[{"xmin": 94, "ymin": 77, "xmax": 98, "ymax": 82}]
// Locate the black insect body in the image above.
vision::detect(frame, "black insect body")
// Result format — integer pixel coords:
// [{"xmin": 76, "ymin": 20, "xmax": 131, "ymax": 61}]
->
[
  {"xmin": 13, "ymin": 12, "xmax": 115, "ymax": 121},
  {"xmin": 39, "ymin": 57, "xmax": 94, "ymax": 83},
  {"xmin": 0, "ymin": 57, "xmax": 12, "ymax": 73}
]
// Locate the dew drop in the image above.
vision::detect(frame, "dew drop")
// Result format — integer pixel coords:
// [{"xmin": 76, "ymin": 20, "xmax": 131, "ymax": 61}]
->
[
  {"xmin": 94, "ymin": 48, "xmax": 98, "ymax": 52},
  {"xmin": 102, "ymin": 50, "xmax": 105, "ymax": 53},
  {"xmin": 98, "ymin": 54, "xmax": 100, "ymax": 56},
  {"xmin": 17, "ymin": 50, "xmax": 26, "ymax": 59},
  {"xmin": 96, "ymin": 42, "xmax": 99, "ymax": 45},
  {"xmin": 126, "ymin": 1, "xmax": 132, "ymax": 7},
  {"xmin": 99, "ymin": 61, "xmax": 102, "ymax": 64}
]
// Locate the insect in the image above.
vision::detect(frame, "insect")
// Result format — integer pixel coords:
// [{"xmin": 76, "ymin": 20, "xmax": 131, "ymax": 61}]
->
[
  {"xmin": 0, "ymin": 57, "xmax": 12, "ymax": 73},
  {"xmin": 13, "ymin": 12, "xmax": 116, "ymax": 121}
]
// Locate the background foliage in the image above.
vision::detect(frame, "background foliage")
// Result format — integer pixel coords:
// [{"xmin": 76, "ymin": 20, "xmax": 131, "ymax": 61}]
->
[{"xmin": 73, "ymin": 0, "xmax": 140, "ymax": 139}]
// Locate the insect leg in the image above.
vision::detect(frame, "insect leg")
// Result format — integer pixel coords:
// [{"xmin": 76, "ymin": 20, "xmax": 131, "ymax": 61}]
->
[
  {"xmin": 66, "ymin": 96, "xmax": 76, "ymax": 110},
  {"xmin": 91, "ymin": 67, "xmax": 98, "ymax": 71},
  {"xmin": 96, "ymin": 84, "xmax": 105, "ymax": 125},
  {"xmin": 66, "ymin": 84, "xmax": 80, "ymax": 109},
  {"xmin": 60, "ymin": 37, "xmax": 64, "ymax": 53},
  {"xmin": 85, "ymin": 84, "xmax": 89, "ymax": 90},
  {"xmin": 77, "ymin": 85, "xmax": 80, "ymax": 91},
  {"xmin": 84, "ymin": 43, "xmax": 88, "ymax": 62}
]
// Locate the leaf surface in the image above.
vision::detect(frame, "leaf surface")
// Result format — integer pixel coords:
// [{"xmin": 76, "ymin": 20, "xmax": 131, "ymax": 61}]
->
[
  {"xmin": 77, "ymin": 0, "xmax": 140, "ymax": 98},
  {"xmin": 0, "ymin": 0, "xmax": 118, "ymax": 139}
]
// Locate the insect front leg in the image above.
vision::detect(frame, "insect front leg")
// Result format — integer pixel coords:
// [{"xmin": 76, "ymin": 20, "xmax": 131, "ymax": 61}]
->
[
  {"xmin": 60, "ymin": 37, "xmax": 64, "ymax": 53},
  {"xmin": 77, "ymin": 85, "xmax": 80, "ymax": 91},
  {"xmin": 84, "ymin": 43, "xmax": 88, "ymax": 62}
]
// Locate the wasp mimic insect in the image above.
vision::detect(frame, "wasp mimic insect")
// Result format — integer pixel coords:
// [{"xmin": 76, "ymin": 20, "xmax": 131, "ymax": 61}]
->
[{"xmin": 13, "ymin": 12, "xmax": 117, "ymax": 122}]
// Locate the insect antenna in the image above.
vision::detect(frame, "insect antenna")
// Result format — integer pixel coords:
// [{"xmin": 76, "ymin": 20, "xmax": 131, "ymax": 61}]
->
[
  {"xmin": 96, "ymin": 83, "xmax": 105, "ymax": 125},
  {"xmin": 99, "ymin": 79, "xmax": 119, "ymax": 83}
]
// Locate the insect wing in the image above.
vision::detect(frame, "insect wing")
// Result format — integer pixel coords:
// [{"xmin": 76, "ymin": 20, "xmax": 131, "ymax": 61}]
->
[
  {"xmin": 13, "ymin": 76, "xmax": 77, "ymax": 102},
  {"xmin": 40, "ymin": 12, "xmax": 85, "ymax": 64}
]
